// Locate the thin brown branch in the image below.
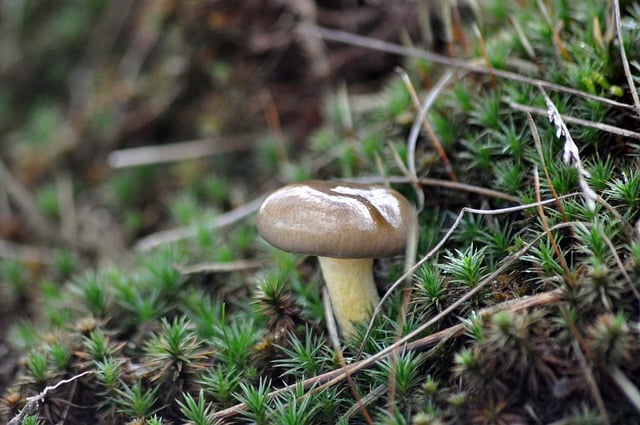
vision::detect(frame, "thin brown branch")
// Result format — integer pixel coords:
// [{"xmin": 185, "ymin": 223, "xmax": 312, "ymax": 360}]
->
[
  {"xmin": 473, "ymin": 23, "xmax": 498, "ymax": 88},
  {"xmin": 508, "ymin": 101, "xmax": 640, "ymax": 140},
  {"xmin": 352, "ymin": 175, "xmax": 520, "ymax": 202},
  {"xmin": 528, "ymin": 113, "xmax": 571, "ymax": 225},
  {"xmin": 299, "ymin": 24, "xmax": 636, "ymax": 111},
  {"xmin": 571, "ymin": 338, "xmax": 610, "ymax": 425},
  {"xmin": 533, "ymin": 167, "xmax": 573, "ymax": 283}
]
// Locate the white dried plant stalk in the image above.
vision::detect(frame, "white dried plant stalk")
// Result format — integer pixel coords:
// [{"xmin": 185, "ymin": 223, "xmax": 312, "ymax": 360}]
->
[{"xmin": 541, "ymin": 89, "xmax": 597, "ymax": 210}]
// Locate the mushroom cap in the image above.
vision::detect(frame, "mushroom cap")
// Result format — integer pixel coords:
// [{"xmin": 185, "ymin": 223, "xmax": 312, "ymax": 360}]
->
[{"xmin": 257, "ymin": 180, "xmax": 416, "ymax": 258}]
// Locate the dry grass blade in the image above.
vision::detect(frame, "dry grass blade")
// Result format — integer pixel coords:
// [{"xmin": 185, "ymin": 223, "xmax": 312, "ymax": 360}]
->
[
  {"xmin": 416, "ymin": 177, "xmax": 519, "ymax": 201},
  {"xmin": 401, "ymin": 68, "xmax": 458, "ymax": 187},
  {"xmin": 134, "ymin": 196, "xmax": 264, "ymax": 251},
  {"xmin": 610, "ymin": 366, "xmax": 640, "ymax": 413},
  {"xmin": 343, "ymin": 384, "xmax": 386, "ymax": 422},
  {"xmin": 508, "ymin": 101, "xmax": 640, "ymax": 140},
  {"xmin": 614, "ymin": 0, "xmax": 640, "ymax": 115},
  {"xmin": 529, "ymin": 111, "xmax": 574, "ymax": 283},
  {"xmin": 510, "ymin": 16, "xmax": 537, "ymax": 62},
  {"xmin": 175, "ymin": 259, "xmax": 264, "ymax": 275},
  {"xmin": 388, "ymin": 143, "xmax": 412, "ymax": 179},
  {"xmin": 536, "ymin": 0, "xmax": 571, "ymax": 63},
  {"xmin": 571, "ymin": 339, "xmax": 610, "ymax": 425},
  {"xmin": 533, "ymin": 166, "xmax": 572, "ymax": 282},
  {"xmin": 299, "ymin": 24, "xmax": 636, "ymax": 111},
  {"xmin": 352, "ymin": 175, "xmax": 520, "ymax": 202},
  {"xmin": 540, "ymin": 87, "xmax": 597, "ymax": 211},
  {"xmin": 473, "ymin": 23, "xmax": 497, "ymax": 88},
  {"xmin": 528, "ymin": 113, "xmax": 571, "ymax": 225},
  {"xmin": 57, "ymin": 170, "xmax": 77, "ymax": 242},
  {"xmin": 108, "ymin": 135, "xmax": 258, "ymax": 168},
  {"xmin": 383, "ymin": 207, "xmax": 418, "ymax": 419}
]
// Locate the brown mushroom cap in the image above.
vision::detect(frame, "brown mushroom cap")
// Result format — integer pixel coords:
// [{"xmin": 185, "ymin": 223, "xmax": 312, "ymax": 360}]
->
[{"xmin": 257, "ymin": 180, "xmax": 416, "ymax": 258}]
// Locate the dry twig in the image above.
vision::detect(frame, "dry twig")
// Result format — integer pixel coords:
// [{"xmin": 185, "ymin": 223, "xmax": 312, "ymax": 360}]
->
[
  {"xmin": 108, "ymin": 135, "xmax": 258, "ymax": 168},
  {"xmin": 8, "ymin": 371, "xmax": 92, "ymax": 425}
]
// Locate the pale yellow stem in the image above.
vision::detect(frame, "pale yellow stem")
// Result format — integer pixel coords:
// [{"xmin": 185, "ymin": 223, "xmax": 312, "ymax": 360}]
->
[{"xmin": 317, "ymin": 257, "xmax": 380, "ymax": 338}]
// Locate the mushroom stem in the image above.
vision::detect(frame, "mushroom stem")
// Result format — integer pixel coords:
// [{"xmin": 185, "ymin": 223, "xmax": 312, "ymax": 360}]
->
[{"xmin": 317, "ymin": 256, "xmax": 380, "ymax": 338}]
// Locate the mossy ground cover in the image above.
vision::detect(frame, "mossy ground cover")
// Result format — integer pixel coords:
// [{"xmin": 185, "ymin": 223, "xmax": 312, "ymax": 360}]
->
[{"xmin": 1, "ymin": 1, "xmax": 640, "ymax": 424}]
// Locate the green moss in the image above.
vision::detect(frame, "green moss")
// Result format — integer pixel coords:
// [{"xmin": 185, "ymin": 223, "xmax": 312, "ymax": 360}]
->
[{"xmin": 3, "ymin": 1, "xmax": 640, "ymax": 423}]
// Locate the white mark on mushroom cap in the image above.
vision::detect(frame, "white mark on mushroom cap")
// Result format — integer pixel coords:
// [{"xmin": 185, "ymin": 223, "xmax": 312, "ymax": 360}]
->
[{"xmin": 330, "ymin": 184, "xmax": 405, "ymax": 229}]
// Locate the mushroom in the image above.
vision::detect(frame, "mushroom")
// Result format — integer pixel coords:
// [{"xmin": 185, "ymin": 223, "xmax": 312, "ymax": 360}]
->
[{"xmin": 256, "ymin": 180, "xmax": 416, "ymax": 338}]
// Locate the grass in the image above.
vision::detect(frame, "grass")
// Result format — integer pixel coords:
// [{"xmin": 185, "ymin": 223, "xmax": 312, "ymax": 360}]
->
[{"xmin": 1, "ymin": 0, "xmax": 640, "ymax": 424}]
